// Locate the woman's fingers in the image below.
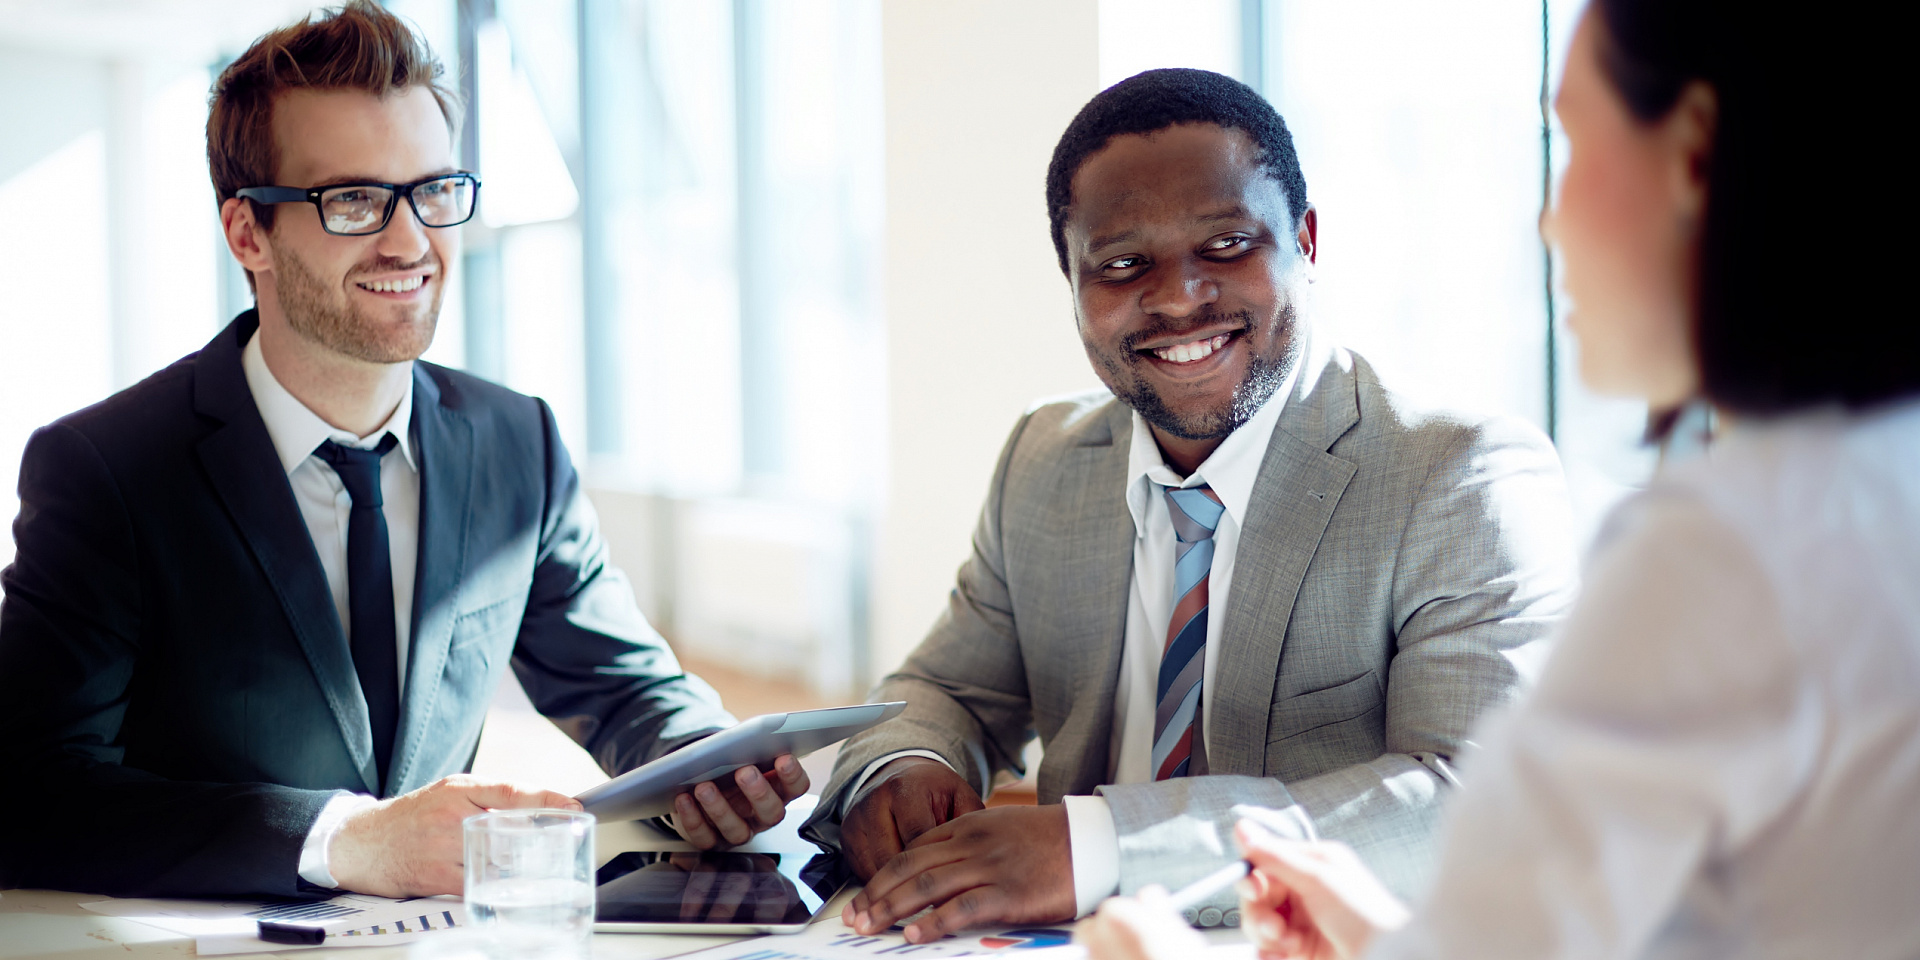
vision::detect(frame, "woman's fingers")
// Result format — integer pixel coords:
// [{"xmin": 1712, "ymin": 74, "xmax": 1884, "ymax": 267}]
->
[
  {"xmin": 1231, "ymin": 819, "xmax": 1412, "ymax": 960},
  {"xmin": 1075, "ymin": 887, "xmax": 1206, "ymax": 960}
]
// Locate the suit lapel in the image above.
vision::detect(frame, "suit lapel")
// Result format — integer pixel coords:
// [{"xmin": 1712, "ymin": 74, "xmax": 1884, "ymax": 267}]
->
[
  {"xmin": 1042, "ymin": 403, "xmax": 1136, "ymax": 800},
  {"xmin": 389, "ymin": 366, "xmax": 474, "ymax": 794},
  {"xmin": 1208, "ymin": 347, "xmax": 1360, "ymax": 777},
  {"xmin": 192, "ymin": 313, "xmax": 380, "ymax": 794}
]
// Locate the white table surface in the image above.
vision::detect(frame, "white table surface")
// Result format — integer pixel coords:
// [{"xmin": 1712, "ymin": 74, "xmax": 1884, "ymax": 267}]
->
[
  {"xmin": 0, "ymin": 884, "xmax": 816, "ymax": 959},
  {"xmin": 0, "ymin": 801, "xmax": 850, "ymax": 960}
]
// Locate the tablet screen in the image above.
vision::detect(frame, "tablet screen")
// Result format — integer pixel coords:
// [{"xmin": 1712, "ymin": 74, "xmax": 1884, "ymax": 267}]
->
[{"xmin": 594, "ymin": 850, "xmax": 847, "ymax": 926}]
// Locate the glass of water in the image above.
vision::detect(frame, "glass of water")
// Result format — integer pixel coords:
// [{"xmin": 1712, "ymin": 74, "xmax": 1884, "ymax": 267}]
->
[{"xmin": 463, "ymin": 809, "xmax": 596, "ymax": 958}]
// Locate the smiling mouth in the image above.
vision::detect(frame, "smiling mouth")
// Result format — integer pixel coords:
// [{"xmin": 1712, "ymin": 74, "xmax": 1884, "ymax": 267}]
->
[
  {"xmin": 1139, "ymin": 331, "xmax": 1238, "ymax": 364},
  {"xmin": 356, "ymin": 276, "xmax": 427, "ymax": 294}
]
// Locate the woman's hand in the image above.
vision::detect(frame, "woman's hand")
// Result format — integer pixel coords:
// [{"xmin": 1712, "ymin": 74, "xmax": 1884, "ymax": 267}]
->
[
  {"xmin": 1234, "ymin": 820, "xmax": 1411, "ymax": 960},
  {"xmin": 1075, "ymin": 886, "xmax": 1209, "ymax": 960}
]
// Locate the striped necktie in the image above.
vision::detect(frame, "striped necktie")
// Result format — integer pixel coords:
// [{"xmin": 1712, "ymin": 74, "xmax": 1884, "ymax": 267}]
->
[{"xmin": 1153, "ymin": 484, "xmax": 1225, "ymax": 781}]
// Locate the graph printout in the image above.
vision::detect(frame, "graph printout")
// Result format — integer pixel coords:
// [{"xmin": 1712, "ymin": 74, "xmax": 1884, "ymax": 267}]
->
[{"xmin": 673, "ymin": 921, "xmax": 1083, "ymax": 959}]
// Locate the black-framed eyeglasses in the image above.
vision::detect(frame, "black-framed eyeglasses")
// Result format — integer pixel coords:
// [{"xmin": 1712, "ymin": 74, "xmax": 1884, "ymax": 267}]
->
[{"xmin": 236, "ymin": 172, "xmax": 481, "ymax": 236}]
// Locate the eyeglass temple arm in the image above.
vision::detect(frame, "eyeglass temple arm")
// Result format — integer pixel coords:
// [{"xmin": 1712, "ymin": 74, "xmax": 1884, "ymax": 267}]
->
[{"xmin": 234, "ymin": 186, "xmax": 310, "ymax": 203}]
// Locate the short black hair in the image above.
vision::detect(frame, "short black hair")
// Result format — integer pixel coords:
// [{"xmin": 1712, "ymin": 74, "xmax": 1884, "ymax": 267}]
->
[
  {"xmin": 1596, "ymin": 0, "xmax": 1916, "ymax": 414},
  {"xmin": 1046, "ymin": 68, "xmax": 1309, "ymax": 276}
]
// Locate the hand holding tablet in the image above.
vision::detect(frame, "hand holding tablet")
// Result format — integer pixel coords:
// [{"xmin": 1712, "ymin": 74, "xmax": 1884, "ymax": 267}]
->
[
  {"xmin": 576, "ymin": 702, "xmax": 909, "ymax": 833},
  {"xmin": 581, "ymin": 702, "xmax": 908, "ymax": 934},
  {"xmin": 671, "ymin": 755, "xmax": 811, "ymax": 848}
]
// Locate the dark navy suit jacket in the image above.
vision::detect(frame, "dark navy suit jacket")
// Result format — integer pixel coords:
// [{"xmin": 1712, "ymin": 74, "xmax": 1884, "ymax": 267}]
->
[{"xmin": 0, "ymin": 312, "xmax": 734, "ymax": 897}]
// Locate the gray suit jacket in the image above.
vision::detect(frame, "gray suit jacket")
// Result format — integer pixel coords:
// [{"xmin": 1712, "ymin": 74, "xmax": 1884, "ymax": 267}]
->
[{"xmin": 806, "ymin": 341, "xmax": 1577, "ymax": 904}]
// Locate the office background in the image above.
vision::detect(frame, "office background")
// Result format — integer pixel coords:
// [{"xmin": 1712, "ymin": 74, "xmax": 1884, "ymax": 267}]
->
[{"xmin": 0, "ymin": 0, "xmax": 1642, "ymax": 754}]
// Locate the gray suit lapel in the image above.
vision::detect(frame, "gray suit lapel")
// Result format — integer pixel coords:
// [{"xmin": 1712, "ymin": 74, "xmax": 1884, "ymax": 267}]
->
[
  {"xmin": 1041, "ymin": 402, "xmax": 1137, "ymax": 801},
  {"xmin": 388, "ymin": 366, "xmax": 475, "ymax": 794},
  {"xmin": 192, "ymin": 314, "xmax": 380, "ymax": 795},
  {"xmin": 1209, "ymin": 349, "xmax": 1360, "ymax": 777}
]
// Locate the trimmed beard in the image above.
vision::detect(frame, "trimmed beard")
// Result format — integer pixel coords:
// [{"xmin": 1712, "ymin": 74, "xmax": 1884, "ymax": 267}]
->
[
  {"xmin": 272, "ymin": 244, "xmax": 440, "ymax": 364},
  {"xmin": 1095, "ymin": 304, "xmax": 1301, "ymax": 441}
]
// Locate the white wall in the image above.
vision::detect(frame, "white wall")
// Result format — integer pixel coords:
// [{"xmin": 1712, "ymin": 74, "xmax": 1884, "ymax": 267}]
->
[
  {"xmin": 0, "ymin": 54, "xmax": 224, "ymax": 572},
  {"xmin": 871, "ymin": 1, "xmax": 1105, "ymax": 676}
]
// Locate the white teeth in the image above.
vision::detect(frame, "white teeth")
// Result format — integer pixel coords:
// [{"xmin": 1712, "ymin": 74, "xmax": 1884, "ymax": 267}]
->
[
  {"xmin": 1152, "ymin": 333, "xmax": 1232, "ymax": 364},
  {"xmin": 358, "ymin": 276, "xmax": 426, "ymax": 294}
]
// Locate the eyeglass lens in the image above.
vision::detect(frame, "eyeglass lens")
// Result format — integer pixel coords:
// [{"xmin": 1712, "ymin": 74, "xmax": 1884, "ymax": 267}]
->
[{"xmin": 319, "ymin": 176, "xmax": 475, "ymax": 235}]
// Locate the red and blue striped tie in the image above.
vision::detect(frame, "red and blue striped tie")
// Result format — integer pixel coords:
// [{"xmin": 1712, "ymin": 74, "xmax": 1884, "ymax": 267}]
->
[{"xmin": 1153, "ymin": 484, "xmax": 1225, "ymax": 781}]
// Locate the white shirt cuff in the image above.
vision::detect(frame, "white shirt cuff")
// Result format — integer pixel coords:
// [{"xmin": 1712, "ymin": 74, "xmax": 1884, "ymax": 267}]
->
[
  {"xmin": 839, "ymin": 750, "xmax": 954, "ymax": 818},
  {"xmin": 1063, "ymin": 793, "xmax": 1120, "ymax": 918},
  {"xmin": 298, "ymin": 792, "xmax": 380, "ymax": 889}
]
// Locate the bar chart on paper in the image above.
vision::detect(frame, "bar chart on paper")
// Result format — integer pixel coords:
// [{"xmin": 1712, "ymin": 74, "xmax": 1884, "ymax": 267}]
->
[
  {"xmin": 79, "ymin": 892, "xmax": 470, "ymax": 955},
  {"xmin": 675, "ymin": 923, "xmax": 1084, "ymax": 959}
]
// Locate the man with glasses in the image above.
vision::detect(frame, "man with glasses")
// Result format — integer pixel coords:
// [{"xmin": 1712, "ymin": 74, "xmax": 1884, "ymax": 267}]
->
[{"xmin": 0, "ymin": 1, "xmax": 805, "ymax": 900}]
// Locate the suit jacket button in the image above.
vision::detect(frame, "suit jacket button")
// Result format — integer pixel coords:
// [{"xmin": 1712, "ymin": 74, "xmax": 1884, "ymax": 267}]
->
[
  {"xmin": 1198, "ymin": 907, "xmax": 1223, "ymax": 927},
  {"xmin": 1223, "ymin": 908, "xmax": 1241, "ymax": 928},
  {"xmin": 1181, "ymin": 907, "xmax": 1200, "ymax": 926}
]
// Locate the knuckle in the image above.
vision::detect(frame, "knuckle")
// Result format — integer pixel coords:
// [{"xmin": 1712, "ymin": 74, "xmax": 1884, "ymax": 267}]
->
[{"xmin": 951, "ymin": 890, "xmax": 984, "ymax": 920}]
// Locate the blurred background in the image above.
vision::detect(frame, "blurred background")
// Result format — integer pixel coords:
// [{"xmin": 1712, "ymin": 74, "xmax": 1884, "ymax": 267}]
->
[{"xmin": 0, "ymin": 0, "xmax": 1644, "ymax": 791}]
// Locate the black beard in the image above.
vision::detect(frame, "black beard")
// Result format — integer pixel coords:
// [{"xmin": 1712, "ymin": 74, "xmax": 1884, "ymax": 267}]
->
[{"xmin": 1095, "ymin": 305, "xmax": 1299, "ymax": 441}]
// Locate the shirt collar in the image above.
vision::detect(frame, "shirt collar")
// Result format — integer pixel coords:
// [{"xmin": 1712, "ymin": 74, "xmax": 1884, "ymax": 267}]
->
[
  {"xmin": 1123, "ymin": 363, "xmax": 1297, "ymax": 538},
  {"xmin": 241, "ymin": 329, "xmax": 417, "ymax": 477}
]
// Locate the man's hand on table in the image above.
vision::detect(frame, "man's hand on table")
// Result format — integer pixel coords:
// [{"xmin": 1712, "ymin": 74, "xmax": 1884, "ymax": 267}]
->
[
  {"xmin": 839, "ymin": 756, "xmax": 985, "ymax": 880},
  {"xmin": 330, "ymin": 775, "xmax": 581, "ymax": 897},
  {"xmin": 843, "ymin": 801, "xmax": 1076, "ymax": 944},
  {"xmin": 672, "ymin": 754, "xmax": 811, "ymax": 849}
]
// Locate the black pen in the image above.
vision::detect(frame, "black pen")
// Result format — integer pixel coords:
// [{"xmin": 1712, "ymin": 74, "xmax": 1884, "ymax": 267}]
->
[{"xmin": 257, "ymin": 920, "xmax": 329, "ymax": 945}]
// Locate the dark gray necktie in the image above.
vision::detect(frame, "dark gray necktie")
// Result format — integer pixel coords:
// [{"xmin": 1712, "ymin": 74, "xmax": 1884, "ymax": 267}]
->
[{"xmin": 314, "ymin": 433, "xmax": 401, "ymax": 793}]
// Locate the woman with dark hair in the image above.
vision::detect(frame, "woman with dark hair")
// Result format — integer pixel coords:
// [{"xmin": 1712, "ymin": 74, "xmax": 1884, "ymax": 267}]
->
[{"xmin": 1073, "ymin": 1, "xmax": 1920, "ymax": 957}]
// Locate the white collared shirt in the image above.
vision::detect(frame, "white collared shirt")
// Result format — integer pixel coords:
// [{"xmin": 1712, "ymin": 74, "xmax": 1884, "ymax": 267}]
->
[
  {"xmin": 241, "ymin": 330, "xmax": 419, "ymax": 888},
  {"xmin": 1061, "ymin": 371, "xmax": 1292, "ymax": 916},
  {"xmin": 241, "ymin": 331, "xmax": 420, "ymax": 675},
  {"xmin": 1372, "ymin": 403, "xmax": 1920, "ymax": 959}
]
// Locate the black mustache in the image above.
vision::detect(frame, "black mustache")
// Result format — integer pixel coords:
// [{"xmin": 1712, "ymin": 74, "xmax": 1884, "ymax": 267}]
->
[{"xmin": 1122, "ymin": 309, "xmax": 1253, "ymax": 354}]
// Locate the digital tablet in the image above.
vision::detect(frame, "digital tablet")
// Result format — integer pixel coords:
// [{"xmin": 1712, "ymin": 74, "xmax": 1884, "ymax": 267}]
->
[
  {"xmin": 593, "ymin": 848, "xmax": 848, "ymax": 934},
  {"xmin": 574, "ymin": 701, "xmax": 908, "ymax": 822}
]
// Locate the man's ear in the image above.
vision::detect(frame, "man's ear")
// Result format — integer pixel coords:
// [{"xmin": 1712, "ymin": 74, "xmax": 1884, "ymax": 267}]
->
[
  {"xmin": 1663, "ymin": 81, "xmax": 1717, "ymax": 222},
  {"xmin": 1295, "ymin": 204, "xmax": 1318, "ymax": 266},
  {"xmin": 221, "ymin": 197, "xmax": 274, "ymax": 277}
]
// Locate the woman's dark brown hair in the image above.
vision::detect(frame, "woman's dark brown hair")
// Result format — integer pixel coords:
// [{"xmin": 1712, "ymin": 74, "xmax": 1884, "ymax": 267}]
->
[{"xmin": 1595, "ymin": 0, "xmax": 1912, "ymax": 416}]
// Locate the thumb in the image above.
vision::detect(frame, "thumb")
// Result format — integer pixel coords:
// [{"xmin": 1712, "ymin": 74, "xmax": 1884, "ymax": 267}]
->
[
  {"xmin": 460, "ymin": 780, "xmax": 585, "ymax": 812},
  {"xmin": 1134, "ymin": 885, "xmax": 1173, "ymax": 910},
  {"xmin": 950, "ymin": 783, "xmax": 985, "ymax": 817},
  {"xmin": 1237, "ymin": 822, "xmax": 1324, "ymax": 885}
]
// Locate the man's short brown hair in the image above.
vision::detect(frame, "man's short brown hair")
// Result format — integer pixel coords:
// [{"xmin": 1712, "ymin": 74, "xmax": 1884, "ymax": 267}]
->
[{"xmin": 208, "ymin": 0, "xmax": 462, "ymax": 231}]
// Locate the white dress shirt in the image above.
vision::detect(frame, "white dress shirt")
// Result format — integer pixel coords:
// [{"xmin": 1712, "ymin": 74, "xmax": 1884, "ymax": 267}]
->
[
  {"xmin": 847, "ymin": 373, "xmax": 1294, "ymax": 919},
  {"xmin": 240, "ymin": 331, "xmax": 419, "ymax": 888},
  {"xmin": 1062, "ymin": 375, "xmax": 1290, "ymax": 916},
  {"xmin": 1371, "ymin": 401, "xmax": 1920, "ymax": 959}
]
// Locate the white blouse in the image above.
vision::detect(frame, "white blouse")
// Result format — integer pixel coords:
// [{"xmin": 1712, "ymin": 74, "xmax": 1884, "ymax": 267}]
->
[{"xmin": 1372, "ymin": 399, "xmax": 1920, "ymax": 960}]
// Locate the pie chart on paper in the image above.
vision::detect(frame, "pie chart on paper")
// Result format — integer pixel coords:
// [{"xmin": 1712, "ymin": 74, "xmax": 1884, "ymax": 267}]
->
[{"xmin": 979, "ymin": 928, "xmax": 1074, "ymax": 949}]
